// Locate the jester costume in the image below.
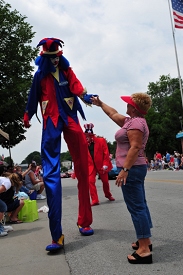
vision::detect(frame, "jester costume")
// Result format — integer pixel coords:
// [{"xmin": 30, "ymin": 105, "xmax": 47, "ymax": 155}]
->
[{"xmin": 24, "ymin": 38, "xmax": 95, "ymax": 251}]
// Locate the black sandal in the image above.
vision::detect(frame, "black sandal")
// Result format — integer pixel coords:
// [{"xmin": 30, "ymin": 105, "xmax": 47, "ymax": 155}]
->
[
  {"xmin": 128, "ymin": 251, "xmax": 153, "ymax": 264},
  {"xmin": 132, "ymin": 240, "xmax": 152, "ymax": 251}
]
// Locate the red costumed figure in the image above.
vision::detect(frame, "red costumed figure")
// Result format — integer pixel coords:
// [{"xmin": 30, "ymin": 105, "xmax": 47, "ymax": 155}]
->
[
  {"xmin": 23, "ymin": 38, "xmax": 97, "ymax": 252},
  {"xmin": 84, "ymin": 123, "xmax": 115, "ymax": 206}
]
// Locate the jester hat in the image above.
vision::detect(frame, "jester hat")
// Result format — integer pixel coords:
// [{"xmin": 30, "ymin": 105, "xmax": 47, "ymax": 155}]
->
[
  {"xmin": 37, "ymin": 38, "xmax": 64, "ymax": 58},
  {"xmin": 35, "ymin": 37, "xmax": 70, "ymax": 73}
]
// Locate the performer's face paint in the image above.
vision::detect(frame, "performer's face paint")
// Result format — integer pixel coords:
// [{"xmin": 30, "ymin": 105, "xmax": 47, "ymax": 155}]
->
[{"xmin": 50, "ymin": 57, "xmax": 59, "ymax": 67}]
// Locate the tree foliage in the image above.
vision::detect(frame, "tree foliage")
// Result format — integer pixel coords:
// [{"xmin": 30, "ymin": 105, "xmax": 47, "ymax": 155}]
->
[
  {"xmin": 18, "ymin": 140, "xmax": 116, "ymax": 165},
  {"xmin": 60, "ymin": 151, "xmax": 72, "ymax": 162},
  {"xmin": 146, "ymin": 75, "xmax": 183, "ymax": 159},
  {"xmin": 0, "ymin": 0, "xmax": 38, "ymax": 148},
  {"xmin": 59, "ymin": 140, "xmax": 117, "ymax": 163},
  {"xmin": 21, "ymin": 151, "xmax": 41, "ymax": 165},
  {"xmin": 106, "ymin": 140, "xmax": 117, "ymax": 158},
  {"xmin": 4, "ymin": 156, "xmax": 14, "ymax": 166}
]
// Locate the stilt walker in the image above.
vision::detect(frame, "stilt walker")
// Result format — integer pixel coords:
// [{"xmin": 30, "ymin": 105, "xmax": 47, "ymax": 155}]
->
[{"xmin": 24, "ymin": 38, "xmax": 97, "ymax": 251}]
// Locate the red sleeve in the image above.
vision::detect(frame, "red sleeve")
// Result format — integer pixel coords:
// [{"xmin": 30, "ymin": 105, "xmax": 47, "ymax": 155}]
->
[{"xmin": 64, "ymin": 67, "xmax": 85, "ymax": 96}]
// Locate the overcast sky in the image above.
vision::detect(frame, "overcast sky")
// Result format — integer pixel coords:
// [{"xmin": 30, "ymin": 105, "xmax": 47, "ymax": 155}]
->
[{"xmin": 1, "ymin": 0, "xmax": 183, "ymax": 164}]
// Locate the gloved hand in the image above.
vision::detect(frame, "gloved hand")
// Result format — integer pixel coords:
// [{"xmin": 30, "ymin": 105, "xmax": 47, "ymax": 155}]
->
[
  {"xmin": 83, "ymin": 94, "xmax": 98, "ymax": 104},
  {"xmin": 23, "ymin": 112, "xmax": 31, "ymax": 128},
  {"xmin": 100, "ymin": 165, "xmax": 108, "ymax": 174}
]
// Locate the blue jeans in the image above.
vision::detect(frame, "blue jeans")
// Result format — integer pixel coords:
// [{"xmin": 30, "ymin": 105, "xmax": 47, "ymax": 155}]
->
[
  {"xmin": 0, "ymin": 199, "xmax": 7, "ymax": 212},
  {"xmin": 117, "ymin": 165, "xmax": 153, "ymax": 239},
  {"xmin": 0, "ymin": 223, "xmax": 4, "ymax": 232},
  {"xmin": 0, "ymin": 199, "xmax": 7, "ymax": 232},
  {"xmin": 20, "ymin": 186, "xmax": 30, "ymax": 195}
]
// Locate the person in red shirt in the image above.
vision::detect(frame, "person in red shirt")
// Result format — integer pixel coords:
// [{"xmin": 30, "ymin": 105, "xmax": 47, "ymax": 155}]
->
[
  {"xmin": 155, "ymin": 151, "xmax": 162, "ymax": 160},
  {"xmin": 84, "ymin": 123, "xmax": 115, "ymax": 206}
]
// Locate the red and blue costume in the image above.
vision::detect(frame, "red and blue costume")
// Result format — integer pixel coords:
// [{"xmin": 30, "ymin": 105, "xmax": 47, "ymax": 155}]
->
[{"xmin": 24, "ymin": 38, "xmax": 95, "ymax": 251}]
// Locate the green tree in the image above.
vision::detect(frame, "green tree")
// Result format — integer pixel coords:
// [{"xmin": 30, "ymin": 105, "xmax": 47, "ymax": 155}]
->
[
  {"xmin": 60, "ymin": 151, "xmax": 72, "ymax": 162},
  {"xmin": 0, "ymin": 0, "xmax": 38, "ymax": 149},
  {"xmin": 21, "ymin": 151, "xmax": 41, "ymax": 165},
  {"xmin": 146, "ymin": 75, "xmax": 183, "ymax": 159},
  {"xmin": 61, "ymin": 166, "xmax": 68, "ymax": 172},
  {"xmin": 107, "ymin": 140, "xmax": 117, "ymax": 159},
  {"xmin": 4, "ymin": 156, "xmax": 14, "ymax": 166},
  {"xmin": 95, "ymin": 136, "xmax": 117, "ymax": 159}
]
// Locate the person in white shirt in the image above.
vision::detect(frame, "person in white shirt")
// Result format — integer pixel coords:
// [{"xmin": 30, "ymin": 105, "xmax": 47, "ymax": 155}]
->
[{"xmin": 0, "ymin": 167, "xmax": 14, "ymax": 236}]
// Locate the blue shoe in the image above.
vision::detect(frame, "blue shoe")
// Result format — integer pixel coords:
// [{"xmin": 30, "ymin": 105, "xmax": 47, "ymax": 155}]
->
[
  {"xmin": 78, "ymin": 225, "xmax": 94, "ymax": 236},
  {"xmin": 46, "ymin": 234, "xmax": 64, "ymax": 251}
]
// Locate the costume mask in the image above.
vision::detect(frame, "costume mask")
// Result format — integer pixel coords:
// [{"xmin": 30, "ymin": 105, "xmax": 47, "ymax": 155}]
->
[{"xmin": 50, "ymin": 57, "xmax": 59, "ymax": 68}]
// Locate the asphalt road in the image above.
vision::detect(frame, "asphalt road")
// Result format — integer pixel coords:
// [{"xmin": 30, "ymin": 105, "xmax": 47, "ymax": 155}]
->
[{"xmin": 1, "ymin": 170, "xmax": 183, "ymax": 275}]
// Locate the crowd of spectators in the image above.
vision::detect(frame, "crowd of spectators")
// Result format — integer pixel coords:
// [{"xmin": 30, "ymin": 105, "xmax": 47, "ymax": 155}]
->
[
  {"xmin": 0, "ymin": 161, "xmax": 46, "ymax": 237},
  {"xmin": 146, "ymin": 151, "xmax": 183, "ymax": 171}
]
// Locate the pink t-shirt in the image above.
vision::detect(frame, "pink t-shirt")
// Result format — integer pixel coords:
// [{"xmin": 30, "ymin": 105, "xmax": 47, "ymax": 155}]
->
[{"xmin": 115, "ymin": 117, "xmax": 149, "ymax": 167}]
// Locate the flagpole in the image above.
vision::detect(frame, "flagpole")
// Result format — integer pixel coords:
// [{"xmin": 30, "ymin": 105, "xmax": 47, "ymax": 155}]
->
[{"xmin": 168, "ymin": 0, "xmax": 183, "ymax": 109}]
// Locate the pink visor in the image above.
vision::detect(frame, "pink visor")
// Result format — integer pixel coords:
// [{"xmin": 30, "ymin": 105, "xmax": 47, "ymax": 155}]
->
[{"xmin": 120, "ymin": 96, "xmax": 147, "ymax": 115}]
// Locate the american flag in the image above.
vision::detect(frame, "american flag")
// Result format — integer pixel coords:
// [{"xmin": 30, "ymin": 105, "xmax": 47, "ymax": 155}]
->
[{"xmin": 171, "ymin": 0, "xmax": 183, "ymax": 28}]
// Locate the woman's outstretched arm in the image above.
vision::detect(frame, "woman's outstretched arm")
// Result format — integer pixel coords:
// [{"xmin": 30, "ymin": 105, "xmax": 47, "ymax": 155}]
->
[{"xmin": 91, "ymin": 96, "xmax": 126, "ymax": 127}]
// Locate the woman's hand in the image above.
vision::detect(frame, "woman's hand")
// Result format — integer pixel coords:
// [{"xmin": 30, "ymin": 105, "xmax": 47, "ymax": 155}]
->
[
  {"xmin": 91, "ymin": 96, "xmax": 102, "ymax": 106},
  {"xmin": 115, "ymin": 170, "xmax": 128, "ymax": 186}
]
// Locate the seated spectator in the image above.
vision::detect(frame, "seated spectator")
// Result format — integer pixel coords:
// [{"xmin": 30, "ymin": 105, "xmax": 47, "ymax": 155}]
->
[
  {"xmin": 24, "ymin": 162, "xmax": 46, "ymax": 200},
  {"xmin": 167, "ymin": 162, "xmax": 174, "ymax": 170},
  {"xmin": 154, "ymin": 159, "xmax": 161, "ymax": 170},
  {"xmin": 35, "ymin": 164, "xmax": 43, "ymax": 182},
  {"xmin": 38, "ymin": 165, "xmax": 43, "ymax": 180},
  {"xmin": 0, "ymin": 172, "xmax": 24, "ymax": 224},
  {"xmin": 150, "ymin": 160, "xmax": 155, "ymax": 170},
  {"xmin": 165, "ymin": 151, "xmax": 170, "ymax": 163},
  {"xmin": 15, "ymin": 164, "xmax": 32, "ymax": 180},
  {"xmin": 170, "ymin": 155, "xmax": 174, "ymax": 166},
  {"xmin": 0, "ymin": 199, "xmax": 13, "ymax": 236},
  {"xmin": 174, "ymin": 151, "xmax": 179, "ymax": 157},
  {"xmin": 179, "ymin": 161, "xmax": 183, "ymax": 170},
  {"xmin": 0, "ymin": 166, "xmax": 14, "ymax": 235},
  {"xmin": 0, "ymin": 200, "xmax": 8, "ymax": 236},
  {"xmin": 155, "ymin": 151, "xmax": 162, "ymax": 161},
  {"xmin": 6, "ymin": 165, "xmax": 15, "ymax": 173},
  {"xmin": 0, "ymin": 166, "xmax": 10, "ymax": 233},
  {"xmin": 174, "ymin": 154, "xmax": 179, "ymax": 171},
  {"xmin": 177, "ymin": 155, "xmax": 181, "ymax": 167},
  {"xmin": 161, "ymin": 157, "xmax": 169, "ymax": 170},
  {"xmin": 15, "ymin": 164, "xmax": 34, "ymax": 195}
]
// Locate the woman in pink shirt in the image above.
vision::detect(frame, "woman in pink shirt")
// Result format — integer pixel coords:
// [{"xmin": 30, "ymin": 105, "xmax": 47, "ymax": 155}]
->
[{"xmin": 92, "ymin": 93, "xmax": 153, "ymax": 264}]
